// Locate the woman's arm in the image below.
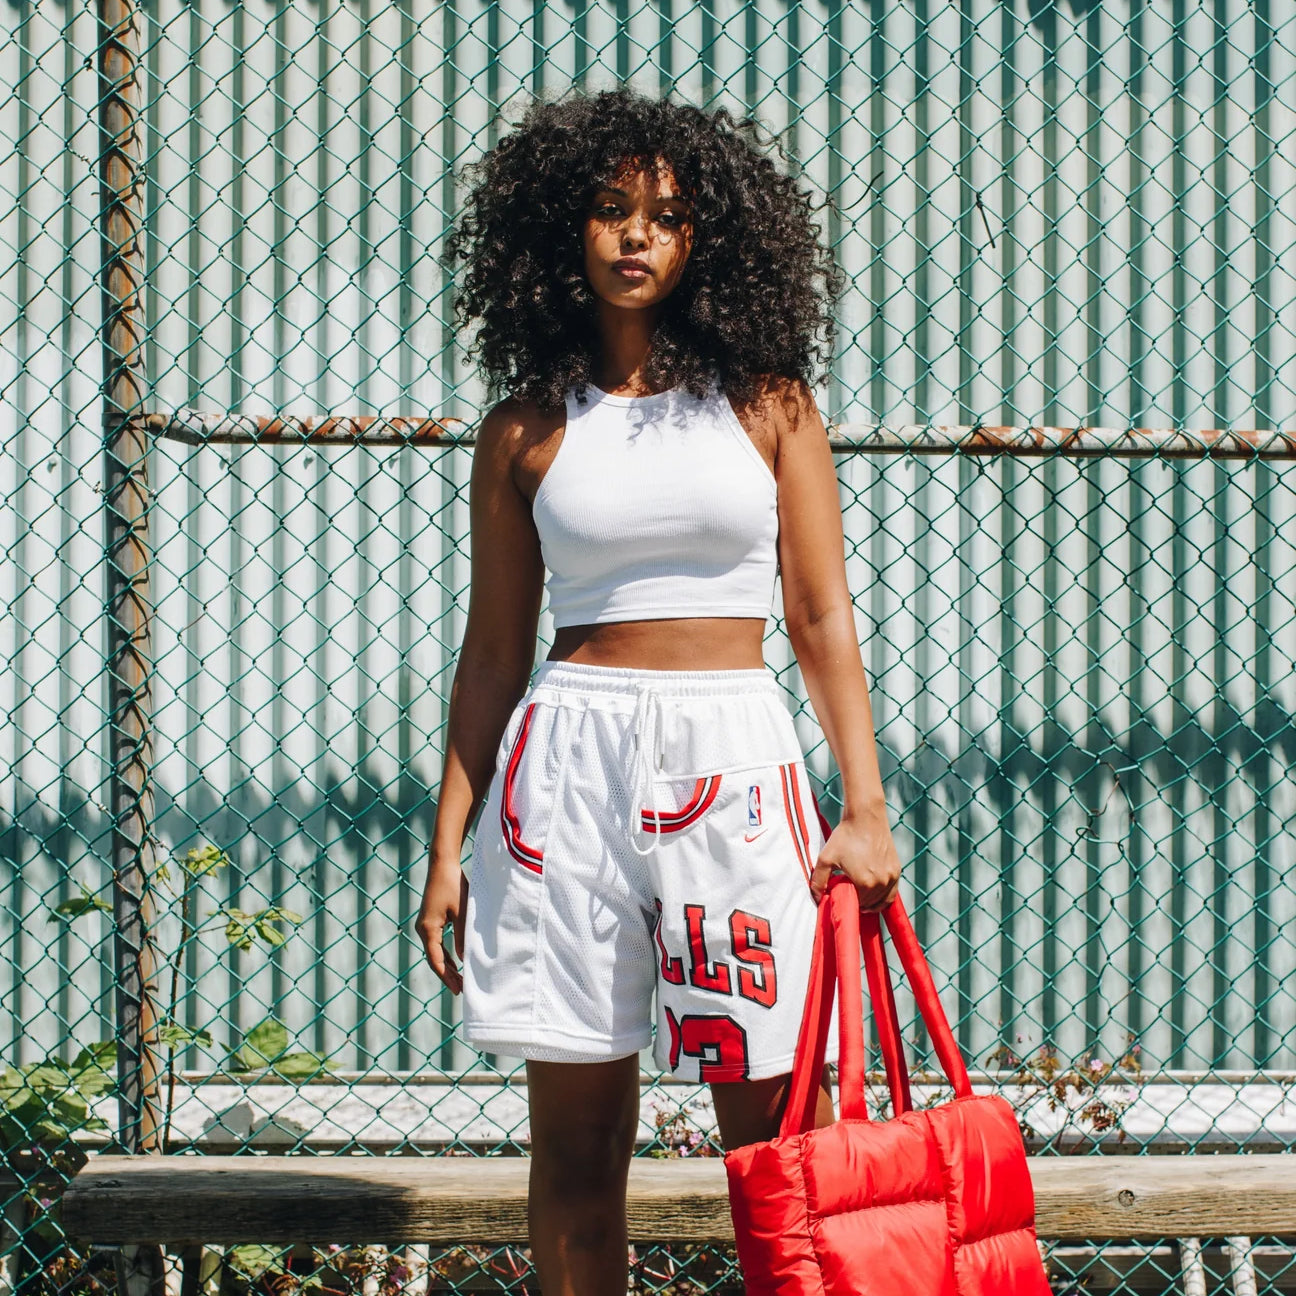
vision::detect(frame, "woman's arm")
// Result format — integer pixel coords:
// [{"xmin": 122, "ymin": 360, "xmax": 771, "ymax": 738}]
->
[
  {"xmin": 416, "ymin": 400, "xmax": 546, "ymax": 991},
  {"xmin": 773, "ymin": 378, "xmax": 903, "ymax": 910}
]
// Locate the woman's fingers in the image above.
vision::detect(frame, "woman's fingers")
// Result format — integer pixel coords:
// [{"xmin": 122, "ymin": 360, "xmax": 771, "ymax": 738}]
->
[
  {"xmin": 421, "ymin": 914, "xmax": 448, "ymax": 982},
  {"xmin": 425, "ymin": 916, "xmax": 463, "ymax": 994},
  {"xmin": 811, "ymin": 816, "xmax": 903, "ymax": 912},
  {"xmin": 416, "ymin": 865, "xmax": 466, "ymax": 994},
  {"xmin": 809, "ymin": 855, "xmax": 836, "ymax": 902},
  {"xmin": 857, "ymin": 874, "xmax": 900, "ymax": 913}
]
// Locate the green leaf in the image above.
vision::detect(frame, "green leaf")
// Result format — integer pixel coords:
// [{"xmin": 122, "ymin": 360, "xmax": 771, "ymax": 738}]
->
[
  {"xmin": 50, "ymin": 883, "xmax": 112, "ymax": 923},
  {"xmin": 68, "ymin": 1042, "xmax": 117, "ymax": 1096},
  {"xmin": 70, "ymin": 1041, "xmax": 117, "ymax": 1071},
  {"xmin": 181, "ymin": 844, "xmax": 231, "ymax": 878},
  {"xmin": 33, "ymin": 1118, "xmax": 69, "ymax": 1143},
  {"xmin": 225, "ymin": 1245, "xmax": 287, "ymax": 1281},
  {"xmin": 254, "ymin": 920, "xmax": 287, "ymax": 948},
  {"xmin": 20, "ymin": 1065, "xmax": 69, "ymax": 1092},
  {"xmin": 235, "ymin": 1018, "xmax": 290, "ymax": 1071},
  {"xmin": 216, "ymin": 905, "xmax": 302, "ymax": 951},
  {"xmin": 267, "ymin": 1051, "xmax": 336, "ymax": 1080},
  {"xmin": 227, "ymin": 1019, "xmax": 335, "ymax": 1081},
  {"xmin": 51, "ymin": 1092, "xmax": 89, "ymax": 1125},
  {"xmin": 159, "ymin": 1022, "xmax": 214, "ymax": 1050},
  {"xmin": 220, "ymin": 908, "xmax": 255, "ymax": 951}
]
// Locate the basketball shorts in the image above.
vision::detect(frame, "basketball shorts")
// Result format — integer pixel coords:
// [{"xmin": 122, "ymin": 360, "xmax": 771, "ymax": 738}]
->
[{"xmin": 462, "ymin": 661, "xmax": 837, "ymax": 1083}]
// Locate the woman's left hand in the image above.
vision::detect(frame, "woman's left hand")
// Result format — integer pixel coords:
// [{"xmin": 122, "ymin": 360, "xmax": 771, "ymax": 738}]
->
[{"xmin": 809, "ymin": 806, "xmax": 902, "ymax": 911}]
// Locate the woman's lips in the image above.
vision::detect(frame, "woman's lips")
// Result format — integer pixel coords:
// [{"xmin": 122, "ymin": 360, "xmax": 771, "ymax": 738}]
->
[{"xmin": 612, "ymin": 264, "xmax": 649, "ymax": 279}]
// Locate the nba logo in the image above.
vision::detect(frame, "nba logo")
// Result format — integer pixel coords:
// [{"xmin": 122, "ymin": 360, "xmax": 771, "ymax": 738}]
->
[{"xmin": 747, "ymin": 784, "xmax": 762, "ymax": 827}]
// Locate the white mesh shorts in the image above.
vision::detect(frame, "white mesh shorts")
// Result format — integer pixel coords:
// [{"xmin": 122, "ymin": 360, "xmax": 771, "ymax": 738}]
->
[{"xmin": 462, "ymin": 661, "xmax": 835, "ymax": 1082}]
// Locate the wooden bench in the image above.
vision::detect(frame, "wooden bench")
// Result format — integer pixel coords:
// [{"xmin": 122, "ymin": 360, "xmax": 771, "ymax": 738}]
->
[{"xmin": 63, "ymin": 1153, "xmax": 1296, "ymax": 1293}]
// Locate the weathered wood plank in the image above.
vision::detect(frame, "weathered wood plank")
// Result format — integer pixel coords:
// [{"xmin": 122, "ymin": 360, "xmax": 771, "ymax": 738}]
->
[
  {"xmin": 1030, "ymin": 1156, "xmax": 1296, "ymax": 1240},
  {"xmin": 62, "ymin": 1154, "xmax": 1296, "ymax": 1245}
]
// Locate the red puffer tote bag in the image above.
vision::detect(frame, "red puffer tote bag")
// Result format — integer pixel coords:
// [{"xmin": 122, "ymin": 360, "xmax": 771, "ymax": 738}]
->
[{"xmin": 725, "ymin": 875, "xmax": 1051, "ymax": 1296}]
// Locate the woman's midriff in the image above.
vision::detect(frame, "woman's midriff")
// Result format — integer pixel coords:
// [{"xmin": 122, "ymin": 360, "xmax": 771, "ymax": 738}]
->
[{"xmin": 548, "ymin": 618, "xmax": 767, "ymax": 671}]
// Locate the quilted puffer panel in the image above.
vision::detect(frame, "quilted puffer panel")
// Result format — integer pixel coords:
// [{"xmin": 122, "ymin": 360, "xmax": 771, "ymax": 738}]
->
[
  {"xmin": 799, "ymin": 1115, "xmax": 946, "ymax": 1218},
  {"xmin": 814, "ymin": 1200, "xmax": 958, "ymax": 1296},
  {"xmin": 725, "ymin": 1136, "xmax": 822, "ymax": 1296},
  {"xmin": 926, "ymin": 1095, "xmax": 1037, "ymax": 1242},
  {"xmin": 951, "ymin": 1227, "xmax": 1052, "ymax": 1296}
]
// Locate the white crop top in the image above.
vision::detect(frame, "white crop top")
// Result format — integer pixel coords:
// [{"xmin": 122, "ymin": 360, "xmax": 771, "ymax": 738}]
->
[{"xmin": 531, "ymin": 376, "xmax": 779, "ymax": 628}]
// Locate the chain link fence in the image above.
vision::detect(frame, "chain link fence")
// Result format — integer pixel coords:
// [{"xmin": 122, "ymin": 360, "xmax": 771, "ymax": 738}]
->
[{"xmin": 3, "ymin": 0, "xmax": 1295, "ymax": 1291}]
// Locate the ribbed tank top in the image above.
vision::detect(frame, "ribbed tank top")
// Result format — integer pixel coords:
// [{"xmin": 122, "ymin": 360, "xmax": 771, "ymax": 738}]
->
[{"xmin": 531, "ymin": 376, "xmax": 779, "ymax": 629}]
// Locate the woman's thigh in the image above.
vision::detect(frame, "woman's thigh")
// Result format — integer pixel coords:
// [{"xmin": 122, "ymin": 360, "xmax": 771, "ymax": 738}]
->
[
  {"xmin": 527, "ymin": 1055, "xmax": 642, "ymax": 1191},
  {"xmin": 709, "ymin": 1066, "xmax": 834, "ymax": 1151}
]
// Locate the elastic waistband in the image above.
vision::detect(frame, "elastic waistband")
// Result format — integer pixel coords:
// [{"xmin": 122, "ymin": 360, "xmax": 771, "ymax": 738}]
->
[{"xmin": 531, "ymin": 659, "xmax": 780, "ymax": 700}]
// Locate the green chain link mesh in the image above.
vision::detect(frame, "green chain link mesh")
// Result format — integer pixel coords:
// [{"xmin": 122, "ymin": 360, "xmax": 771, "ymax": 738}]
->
[{"xmin": 3, "ymin": 0, "xmax": 1295, "ymax": 1291}]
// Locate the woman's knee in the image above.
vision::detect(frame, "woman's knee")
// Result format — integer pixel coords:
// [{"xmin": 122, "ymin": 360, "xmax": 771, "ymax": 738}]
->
[
  {"xmin": 528, "ymin": 1057, "xmax": 639, "ymax": 1199},
  {"xmin": 530, "ymin": 1110, "xmax": 637, "ymax": 1198}
]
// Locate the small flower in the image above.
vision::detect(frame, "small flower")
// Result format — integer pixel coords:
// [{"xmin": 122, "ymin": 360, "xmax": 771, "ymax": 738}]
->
[{"xmin": 1089, "ymin": 1058, "xmax": 1104, "ymax": 1072}]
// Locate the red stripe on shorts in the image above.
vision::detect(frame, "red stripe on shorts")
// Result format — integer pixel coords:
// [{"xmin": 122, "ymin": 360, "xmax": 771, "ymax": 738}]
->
[
  {"xmin": 780, "ymin": 763, "xmax": 813, "ymax": 886},
  {"xmin": 641, "ymin": 775, "xmax": 721, "ymax": 834},
  {"xmin": 501, "ymin": 703, "xmax": 544, "ymax": 874}
]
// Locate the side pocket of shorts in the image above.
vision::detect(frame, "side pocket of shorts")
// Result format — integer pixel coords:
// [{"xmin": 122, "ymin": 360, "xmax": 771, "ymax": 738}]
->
[
  {"xmin": 640, "ymin": 772, "xmax": 724, "ymax": 837},
  {"xmin": 498, "ymin": 701, "xmax": 552, "ymax": 875}
]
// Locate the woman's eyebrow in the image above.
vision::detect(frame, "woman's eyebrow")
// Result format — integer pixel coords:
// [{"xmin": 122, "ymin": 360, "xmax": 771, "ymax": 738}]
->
[{"xmin": 599, "ymin": 186, "xmax": 690, "ymax": 204}]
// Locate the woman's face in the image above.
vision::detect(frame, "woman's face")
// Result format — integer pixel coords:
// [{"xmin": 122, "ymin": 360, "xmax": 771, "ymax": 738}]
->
[{"xmin": 581, "ymin": 158, "xmax": 694, "ymax": 311}]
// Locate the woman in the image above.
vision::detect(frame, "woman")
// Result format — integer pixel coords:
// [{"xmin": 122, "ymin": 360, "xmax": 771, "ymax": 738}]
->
[{"xmin": 417, "ymin": 87, "xmax": 903, "ymax": 1296}]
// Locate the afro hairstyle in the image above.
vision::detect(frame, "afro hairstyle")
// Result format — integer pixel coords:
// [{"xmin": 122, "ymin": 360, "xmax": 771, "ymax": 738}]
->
[{"xmin": 441, "ymin": 87, "xmax": 846, "ymax": 412}]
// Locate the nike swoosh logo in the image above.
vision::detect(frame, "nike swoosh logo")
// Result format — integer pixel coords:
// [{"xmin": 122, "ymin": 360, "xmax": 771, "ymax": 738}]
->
[{"xmin": 744, "ymin": 829, "xmax": 767, "ymax": 842}]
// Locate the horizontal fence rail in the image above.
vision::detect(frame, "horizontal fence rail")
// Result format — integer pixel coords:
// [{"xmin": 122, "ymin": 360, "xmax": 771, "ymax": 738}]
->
[{"xmin": 142, "ymin": 410, "xmax": 1296, "ymax": 457}]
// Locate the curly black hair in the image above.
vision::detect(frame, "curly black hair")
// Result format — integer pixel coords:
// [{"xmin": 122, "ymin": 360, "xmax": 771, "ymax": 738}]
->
[{"xmin": 441, "ymin": 88, "xmax": 846, "ymax": 412}]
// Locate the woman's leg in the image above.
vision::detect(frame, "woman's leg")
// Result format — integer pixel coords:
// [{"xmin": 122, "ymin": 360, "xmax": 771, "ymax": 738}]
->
[
  {"xmin": 527, "ymin": 1054, "xmax": 641, "ymax": 1296},
  {"xmin": 709, "ymin": 1067, "xmax": 835, "ymax": 1150}
]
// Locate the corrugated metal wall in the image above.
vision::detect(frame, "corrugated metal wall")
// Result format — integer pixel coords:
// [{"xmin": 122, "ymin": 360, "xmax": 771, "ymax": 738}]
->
[{"xmin": 2, "ymin": 0, "xmax": 1294, "ymax": 1080}]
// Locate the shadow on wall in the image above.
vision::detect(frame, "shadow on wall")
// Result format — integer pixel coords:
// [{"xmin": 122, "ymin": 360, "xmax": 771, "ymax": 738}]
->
[{"xmin": 1028, "ymin": 0, "xmax": 1104, "ymax": 19}]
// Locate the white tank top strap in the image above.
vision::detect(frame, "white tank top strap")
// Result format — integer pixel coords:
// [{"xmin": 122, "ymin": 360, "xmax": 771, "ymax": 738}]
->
[{"xmin": 531, "ymin": 374, "xmax": 779, "ymax": 629}]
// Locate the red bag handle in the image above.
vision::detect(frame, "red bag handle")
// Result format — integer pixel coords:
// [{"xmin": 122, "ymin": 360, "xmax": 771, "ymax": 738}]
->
[{"xmin": 780, "ymin": 873, "xmax": 973, "ymax": 1138}]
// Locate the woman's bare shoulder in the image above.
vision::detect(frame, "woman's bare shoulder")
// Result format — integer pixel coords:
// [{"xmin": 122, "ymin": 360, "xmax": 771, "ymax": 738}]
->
[
  {"xmin": 477, "ymin": 394, "xmax": 565, "ymax": 452},
  {"xmin": 726, "ymin": 374, "xmax": 824, "ymax": 472},
  {"xmin": 730, "ymin": 373, "xmax": 821, "ymax": 425},
  {"xmin": 476, "ymin": 394, "xmax": 566, "ymax": 501}
]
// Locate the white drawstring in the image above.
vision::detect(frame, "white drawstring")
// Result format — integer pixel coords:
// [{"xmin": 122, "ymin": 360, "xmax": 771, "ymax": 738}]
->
[{"xmin": 628, "ymin": 684, "xmax": 666, "ymax": 858}]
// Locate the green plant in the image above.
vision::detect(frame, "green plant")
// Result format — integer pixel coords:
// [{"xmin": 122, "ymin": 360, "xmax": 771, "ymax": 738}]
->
[
  {"xmin": 0, "ymin": 1042, "xmax": 115, "ymax": 1160},
  {"xmin": 0, "ymin": 1043, "xmax": 118, "ymax": 1269},
  {"xmin": 51, "ymin": 840, "xmax": 323, "ymax": 1151},
  {"xmin": 227, "ymin": 1018, "xmax": 334, "ymax": 1081}
]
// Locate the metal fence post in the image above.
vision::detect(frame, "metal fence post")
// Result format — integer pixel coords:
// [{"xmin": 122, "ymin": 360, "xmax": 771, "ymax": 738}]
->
[{"xmin": 97, "ymin": 0, "xmax": 162, "ymax": 1163}]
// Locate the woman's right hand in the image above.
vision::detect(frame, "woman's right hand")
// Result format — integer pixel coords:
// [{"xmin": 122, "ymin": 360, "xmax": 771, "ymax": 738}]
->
[{"xmin": 416, "ymin": 858, "xmax": 470, "ymax": 994}]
